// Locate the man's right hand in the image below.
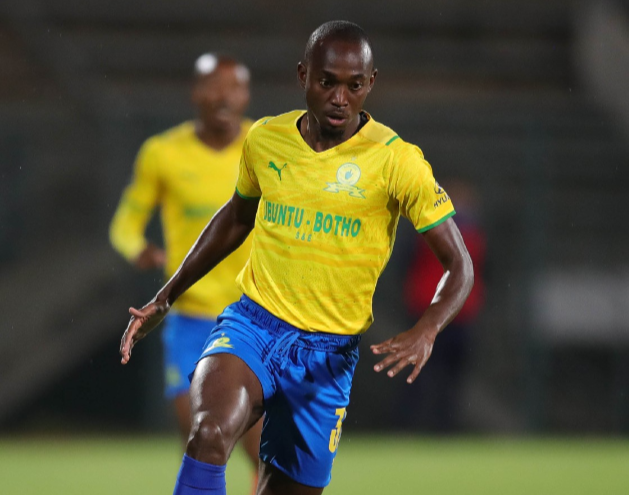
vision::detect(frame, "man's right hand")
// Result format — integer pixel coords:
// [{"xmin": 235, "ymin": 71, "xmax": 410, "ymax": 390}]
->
[
  {"xmin": 120, "ymin": 300, "xmax": 170, "ymax": 364},
  {"xmin": 134, "ymin": 244, "xmax": 166, "ymax": 270}
]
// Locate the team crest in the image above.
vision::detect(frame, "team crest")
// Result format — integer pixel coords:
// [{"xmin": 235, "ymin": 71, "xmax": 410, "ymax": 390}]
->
[
  {"xmin": 324, "ymin": 163, "xmax": 366, "ymax": 199},
  {"xmin": 204, "ymin": 335, "xmax": 234, "ymax": 352}
]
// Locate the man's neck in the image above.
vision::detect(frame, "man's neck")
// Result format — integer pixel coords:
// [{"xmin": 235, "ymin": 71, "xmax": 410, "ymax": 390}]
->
[
  {"xmin": 195, "ymin": 120, "xmax": 240, "ymax": 151},
  {"xmin": 300, "ymin": 112, "xmax": 362, "ymax": 153}
]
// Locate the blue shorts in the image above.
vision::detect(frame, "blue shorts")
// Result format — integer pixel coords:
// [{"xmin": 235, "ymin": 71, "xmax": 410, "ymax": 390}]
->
[
  {"xmin": 196, "ymin": 295, "xmax": 361, "ymax": 488},
  {"xmin": 161, "ymin": 313, "xmax": 217, "ymax": 399}
]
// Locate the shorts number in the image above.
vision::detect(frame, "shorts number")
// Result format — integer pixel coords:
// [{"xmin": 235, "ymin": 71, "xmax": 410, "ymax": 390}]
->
[{"xmin": 328, "ymin": 408, "xmax": 346, "ymax": 453}]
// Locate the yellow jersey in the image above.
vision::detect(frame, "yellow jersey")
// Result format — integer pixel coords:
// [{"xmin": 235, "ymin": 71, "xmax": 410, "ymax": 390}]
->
[
  {"xmin": 110, "ymin": 120, "xmax": 253, "ymax": 318},
  {"xmin": 235, "ymin": 111, "xmax": 455, "ymax": 335}
]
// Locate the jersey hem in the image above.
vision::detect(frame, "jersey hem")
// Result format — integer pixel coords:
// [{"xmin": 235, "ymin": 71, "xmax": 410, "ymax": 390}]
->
[
  {"xmin": 235, "ymin": 187, "xmax": 261, "ymax": 200},
  {"xmin": 416, "ymin": 210, "xmax": 456, "ymax": 233}
]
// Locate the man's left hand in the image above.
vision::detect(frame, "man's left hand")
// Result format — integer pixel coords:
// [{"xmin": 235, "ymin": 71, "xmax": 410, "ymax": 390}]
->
[{"xmin": 370, "ymin": 326, "xmax": 438, "ymax": 384}]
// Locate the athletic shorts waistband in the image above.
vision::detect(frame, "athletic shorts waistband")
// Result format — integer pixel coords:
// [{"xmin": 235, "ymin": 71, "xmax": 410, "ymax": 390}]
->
[{"xmin": 237, "ymin": 295, "xmax": 361, "ymax": 353}]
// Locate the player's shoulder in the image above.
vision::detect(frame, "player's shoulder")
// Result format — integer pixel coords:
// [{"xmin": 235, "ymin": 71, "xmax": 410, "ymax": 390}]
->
[
  {"xmin": 246, "ymin": 110, "xmax": 304, "ymax": 139},
  {"xmin": 360, "ymin": 114, "xmax": 422, "ymax": 159},
  {"xmin": 360, "ymin": 115, "xmax": 418, "ymax": 154},
  {"xmin": 240, "ymin": 118, "xmax": 255, "ymax": 133},
  {"xmin": 141, "ymin": 121, "xmax": 195, "ymax": 153}
]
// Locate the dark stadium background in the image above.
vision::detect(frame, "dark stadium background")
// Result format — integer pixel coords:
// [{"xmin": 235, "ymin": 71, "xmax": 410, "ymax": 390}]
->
[{"xmin": 2, "ymin": 0, "xmax": 629, "ymax": 442}]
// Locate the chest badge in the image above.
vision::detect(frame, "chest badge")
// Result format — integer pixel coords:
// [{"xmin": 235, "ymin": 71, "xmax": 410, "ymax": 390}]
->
[{"xmin": 324, "ymin": 163, "xmax": 365, "ymax": 199}]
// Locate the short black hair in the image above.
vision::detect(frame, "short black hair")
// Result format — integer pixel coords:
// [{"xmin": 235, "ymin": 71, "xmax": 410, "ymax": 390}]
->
[{"xmin": 304, "ymin": 20, "xmax": 373, "ymax": 65}]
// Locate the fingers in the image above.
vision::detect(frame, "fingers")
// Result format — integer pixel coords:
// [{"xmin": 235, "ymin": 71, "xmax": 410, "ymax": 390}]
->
[
  {"xmin": 406, "ymin": 362, "xmax": 423, "ymax": 384},
  {"xmin": 120, "ymin": 330, "xmax": 131, "ymax": 364},
  {"xmin": 120, "ymin": 317, "xmax": 142, "ymax": 364},
  {"xmin": 374, "ymin": 352, "xmax": 419, "ymax": 378},
  {"xmin": 372, "ymin": 337, "xmax": 404, "ymax": 373},
  {"xmin": 120, "ymin": 325, "xmax": 135, "ymax": 364},
  {"xmin": 120, "ymin": 308, "xmax": 144, "ymax": 364},
  {"xmin": 129, "ymin": 306, "xmax": 147, "ymax": 318},
  {"xmin": 370, "ymin": 338, "xmax": 393, "ymax": 355},
  {"xmin": 121, "ymin": 303, "xmax": 166, "ymax": 365},
  {"xmin": 373, "ymin": 353, "xmax": 401, "ymax": 374},
  {"xmin": 385, "ymin": 356, "xmax": 417, "ymax": 379},
  {"xmin": 372, "ymin": 341, "xmax": 433, "ymax": 383}
]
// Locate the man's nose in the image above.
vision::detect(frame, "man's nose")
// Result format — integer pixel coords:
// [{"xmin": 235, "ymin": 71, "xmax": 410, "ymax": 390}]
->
[
  {"xmin": 331, "ymin": 86, "xmax": 349, "ymax": 107},
  {"xmin": 204, "ymin": 87, "xmax": 228, "ymax": 103}
]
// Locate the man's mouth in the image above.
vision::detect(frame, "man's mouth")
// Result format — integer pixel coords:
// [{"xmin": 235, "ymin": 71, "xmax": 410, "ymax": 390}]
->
[
  {"xmin": 213, "ymin": 107, "xmax": 233, "ymax": 117},
  {"xmin": 326, "ymin": 113, "xmax": 348, "ymax": 126}
]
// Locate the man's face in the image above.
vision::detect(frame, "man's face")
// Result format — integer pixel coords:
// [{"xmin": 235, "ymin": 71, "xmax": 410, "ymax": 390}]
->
[
  {"xmin": 192, "ymin": 63, "xmax": 250, "ymax": 131},
  {"xmin": 298, "ymin": 39, "xmax": 376, "ymax": 136}
]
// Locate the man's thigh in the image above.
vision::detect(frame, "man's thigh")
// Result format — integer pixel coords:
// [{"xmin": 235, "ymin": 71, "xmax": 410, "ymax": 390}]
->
[{"xmin": 188, "ymin": 354, "xmax": 265, "ymax": 457}]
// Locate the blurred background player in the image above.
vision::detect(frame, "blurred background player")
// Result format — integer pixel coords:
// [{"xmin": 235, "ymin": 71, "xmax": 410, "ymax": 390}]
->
[
  {"xmin": 402, "ymin": 180, "xmax": 486, "ymax": 432},
  {"xmin": 109, "ymin": 53, "xmax": 263, "ymax": 481}
]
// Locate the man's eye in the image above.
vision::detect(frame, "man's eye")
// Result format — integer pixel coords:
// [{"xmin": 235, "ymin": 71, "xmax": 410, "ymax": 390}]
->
[
  {"xmin": 351, "ymin": 83, "xmax": 363, "ymax": 91},
  {"xmin": 320, "ymin": 80, "xmax": 332, "ymax": 88}
]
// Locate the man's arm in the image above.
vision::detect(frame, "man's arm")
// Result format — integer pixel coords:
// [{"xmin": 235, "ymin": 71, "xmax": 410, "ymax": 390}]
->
[
  {"xmin": 120, "ymin": 192, "xmax": 259, "ymax": 364},
  {"xmin": 370, "ymin": 218, "xmax": 473, "ymax": 383},
  {"xmin": 109, "ymin": 143, "xmax": 165, "ymax": 270}
]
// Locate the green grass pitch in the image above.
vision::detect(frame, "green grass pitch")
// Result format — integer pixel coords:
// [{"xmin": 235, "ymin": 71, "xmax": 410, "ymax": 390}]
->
[{"xmin": 1, "ymin": 434, "xmax": 628, "ymax": 494}]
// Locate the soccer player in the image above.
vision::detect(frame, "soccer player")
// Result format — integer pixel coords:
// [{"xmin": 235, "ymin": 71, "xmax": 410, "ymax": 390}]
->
[
  {"xmin": 119, "ymin": 21, "xmax": 474, "ymax": 495},
  {"xmin": 109, "ymin": 54, "xmax": 262, "ymax": 478}
]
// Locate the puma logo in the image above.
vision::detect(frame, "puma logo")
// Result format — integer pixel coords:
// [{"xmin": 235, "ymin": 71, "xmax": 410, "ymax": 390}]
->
[{"xmin": 268, "ymin": 161, "xmax": 287, "ymax": 181}]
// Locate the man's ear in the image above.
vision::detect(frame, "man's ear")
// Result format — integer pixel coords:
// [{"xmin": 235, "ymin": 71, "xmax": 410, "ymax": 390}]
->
[
  {"xmin": 297, "ymin": 62, "xmax": 307, "ymax": 89},
  {"xmin": 368, "ymin": 68, "xmax": 378, "ymax": 92}
]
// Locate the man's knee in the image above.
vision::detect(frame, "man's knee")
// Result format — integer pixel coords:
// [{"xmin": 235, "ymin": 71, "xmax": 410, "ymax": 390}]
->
[{"xmin": 186, "ymin": 413, "xmax": 235, "ymax": 465}]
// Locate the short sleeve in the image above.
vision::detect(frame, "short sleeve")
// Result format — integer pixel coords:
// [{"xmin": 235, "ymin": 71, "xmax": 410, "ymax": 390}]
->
[
  {"xmin": 235, "ymin": 137, "xmax": 261, "ymax": 199},
  {"xmin": 388, "ymin": 145, "xmax": 455, "ymax": 233}
]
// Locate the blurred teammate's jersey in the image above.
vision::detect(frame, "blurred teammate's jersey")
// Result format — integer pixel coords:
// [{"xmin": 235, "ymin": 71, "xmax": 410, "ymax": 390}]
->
[
  {"xmin": 110, "ymin": 120, "xmax": 253, "ymax": 318},
  {"xmin": 235, "ymin": 110, "xmax": 455, "ymax": 335}
]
